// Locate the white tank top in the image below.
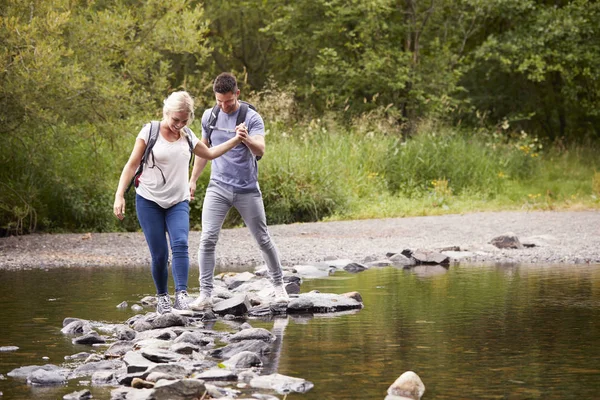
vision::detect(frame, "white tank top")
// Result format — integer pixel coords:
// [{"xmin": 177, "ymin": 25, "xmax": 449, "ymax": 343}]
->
[{"xmin": 135, "ymin": 124, "xmax": 199, "ymax": 208}]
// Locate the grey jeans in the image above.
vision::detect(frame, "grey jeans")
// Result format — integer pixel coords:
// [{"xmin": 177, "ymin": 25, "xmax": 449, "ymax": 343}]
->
[{"xmin": 198, "ymin": 181, "xmax": 284, "ymax": 293}]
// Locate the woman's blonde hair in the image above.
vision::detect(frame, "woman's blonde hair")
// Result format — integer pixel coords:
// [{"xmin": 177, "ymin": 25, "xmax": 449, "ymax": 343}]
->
[{"xmin": 163, "ymin": 91, "xmax": 195, "ymax": 137}]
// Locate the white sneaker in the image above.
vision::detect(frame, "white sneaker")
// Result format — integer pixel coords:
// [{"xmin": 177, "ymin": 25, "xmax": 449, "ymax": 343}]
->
[
  {"xmin": 189, "ymin": 292, "xmax": 213, "ymax": 310},
  {"xmin": 273, "ymin": 284, "xmax": 290, "ymax": 303}
]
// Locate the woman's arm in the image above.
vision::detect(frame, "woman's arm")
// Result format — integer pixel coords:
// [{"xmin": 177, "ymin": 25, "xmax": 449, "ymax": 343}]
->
[
  {"xmin": 113, "ymin": 138, "xmax": 146, "ymax": 220},
  {"xmin": 192, "ymin": 129, "xmax": 246, "ymax": 160}
]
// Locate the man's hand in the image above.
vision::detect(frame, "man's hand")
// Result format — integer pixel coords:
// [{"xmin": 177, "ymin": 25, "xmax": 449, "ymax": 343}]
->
[{"xmin": 236, "ymin": 123, "xmax": 249, "ymax": 142}]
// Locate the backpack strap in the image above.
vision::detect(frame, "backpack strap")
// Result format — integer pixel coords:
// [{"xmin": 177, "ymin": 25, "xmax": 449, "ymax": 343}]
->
[
  {"xmin": 182, "ymin": 127, "xmax": 195, "ymax": 166},
  {"xmin": 237, "ymin": 102, "xmax": 261, "ymax": 161},
  {"xmin": 206, "ymin": 104, "xmax": 221, "ymax": 147},
  {"xmin": 126, "ymin": 121, "xmax": 160, "ymax": 193}
]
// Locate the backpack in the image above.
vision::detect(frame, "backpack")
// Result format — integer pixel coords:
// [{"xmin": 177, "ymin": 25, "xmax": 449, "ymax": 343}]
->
[
  {"xmin": 206, "ymin": 101, "xmax": 261, "ymax": 161},
  {"xmin": 126, "ymin": 121, "xmax": 194, "ymax": 193}
]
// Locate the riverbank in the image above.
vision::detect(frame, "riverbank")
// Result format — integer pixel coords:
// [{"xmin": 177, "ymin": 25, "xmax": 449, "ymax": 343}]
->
[{"xmin": 1, "ymin": 210, "xmax": 599, "ymax": 270}]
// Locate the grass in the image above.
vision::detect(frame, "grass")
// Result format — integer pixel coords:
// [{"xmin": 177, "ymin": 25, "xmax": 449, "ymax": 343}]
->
[{"xmin": 259, "ymin": 119, "xmax": 600, "ymax": 225}]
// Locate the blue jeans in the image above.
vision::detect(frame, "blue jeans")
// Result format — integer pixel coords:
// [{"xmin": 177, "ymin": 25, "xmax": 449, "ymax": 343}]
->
[
  {"xmin": 136, "ymin": 194, "xmax": 189, "ymax": 295},
  {"xmin": 198, "ymin": 181, "xmax": 284, "ymax": 293}
]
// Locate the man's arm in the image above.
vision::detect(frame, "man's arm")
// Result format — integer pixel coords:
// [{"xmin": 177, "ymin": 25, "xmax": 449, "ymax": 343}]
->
[
  {"xmin": 189, "ymin": 137, "xmax": 210, "ymax": 201},
  {"xmin": 238, "ymin": 123, "xmax": 265, "ymax": 157}
]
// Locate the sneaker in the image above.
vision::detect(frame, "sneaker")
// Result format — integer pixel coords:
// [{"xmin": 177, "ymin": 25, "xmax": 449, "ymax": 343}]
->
[
  {"xmin": 156, "ymin": 293, "xmax": 172, "ymax": 314},
  {"xmin": 273, "ymin": 284, "xmax": 290, "ymax": 303},
  {"xmin": 189, "ymin": 291, "xmax": 213, "ymax": 310},
  {"xmin": 174, "ymin": 290, "xmax": 191, "ymax": 311}
]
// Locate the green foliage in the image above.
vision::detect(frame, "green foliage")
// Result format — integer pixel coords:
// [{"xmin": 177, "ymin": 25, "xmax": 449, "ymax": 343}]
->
[
  {"xmin": 463, "ymin": 0, "xmax": 600, "ymax": 140},
  {"xmin": 1, "ymin": 0, "xmax": 600, "ymax": 235},
  {"xmin": 0, "ymin": 0, "xmax": 211, "ymax": 234}
]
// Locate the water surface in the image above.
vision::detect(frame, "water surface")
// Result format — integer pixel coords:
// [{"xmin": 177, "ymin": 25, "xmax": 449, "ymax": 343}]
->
[{"xmin": 0, "ymin": 263, "xmax": 599, "ymax": 399}]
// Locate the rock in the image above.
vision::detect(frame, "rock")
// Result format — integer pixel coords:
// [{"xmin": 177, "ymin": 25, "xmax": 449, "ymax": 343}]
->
[
  {"xmin": 132, "ymin": 320, "xmax": 153, "ymax": 332},
  {"xmin": 131, "ymin": 304, "xmax": 144, "ymax": 312},
  {"xmin": 284, "ymin": 281, "xmax": 301, "ymax": 295},
  {"xmin": 27, "ymin": 369, "xmax": 67, "ymax": 385},
  {"xmin": 172, "ymin": 331, "xmax": 208, "ymax": 346},
  {"xmin": 222, "ymin": 351, "xmax": 263, "ymax": 369},
  {"xmin": 64, "ymin": 352, "xmax": 91, "ymax": 361},
  {"xmin": 291, "ymin": 264, "xmax": 333, "ymax": 278},
  {"xmin": 131, "ymin": 377, "xmax": 154, "ymax": 389},
  {"xmin": 123, "ymin": 351, "xmax": 158, "ymax": 373},
  {"xmin": 61, "ymin": 320, "xmax": 93, "ymax": 335},
  {"xmin": 209, "ymin": 340, "xmax": 271, "ymax": 360},
  {"xmin": 144, "ymin": 364, "xmax": 188, "ymax": 382},
  {"xmin": 342, "ymin": 291, "xmax": 363, "ymax": 303},
  {"xmin": 111, "ymin": 386, "xmax": 153, "ymax": 400},
  {"xmin": 117, "ymin": 371, "xmax": 147, "ymax": 386},
  {"xmin": 151, "ymin": 379, "xmax": 205, "ymax": 400},
  {"xmin": 401, "ymin": 249, "xmax": 450, "ymax": 265},
  {"xmin": 490, "ymin": 232, "xmax": 524, "ymax": 249},
  {"xmin": 250, "ymin": 373, "xmax": 314, "ymax": 394},
  {"xmin": 288, "ymin": 292, "xmax": 362, "ymax": 313},
  {"xmin": 151, "ymin": 313, "xmax": 188, "ymax": 329},
  {"xmin": 72, "ymin": 360, "xmax": 124, "ymax": 378},
  {"xmin": 366, "ymin": 259, "xmax": 393, "ymax": 268},
  {"xmin": 0, "ymin": 346, "xmax": 18, "ymax": 352},
  {"xmin": 8, "ymin": 364, "xmax": 68, "ymax": 380},
  {"xmin": 116, "ymin": 301, "xmax": 128, "ymax": 309},
  {"xmin": 141, "ymin": 348, "xmax": 182, "ymax": 363},
  {"xmin": 194, "ymin": 368, "xmax": 237, "ymax": 381},
  {"xmin": 72, "ymin": 331, "xmax": 106, "ymax": 345},
  {"xmin": 63, "ymin": 389, "xmax": 92, "ymax": 400},
  {"xmin": 386, "ymin": 371, "xmax": 425, "ymax": 400},
  {"xmin": 105, "ymin": 341, "xmax": 134, "ymax": 358},
  {"xmin": 140, "ymin": 296, "xmax": 156, "ymax": 306},
  {"xmin": 212, "ymin": 294, "xmax": 252, "ymax": 316},
  {"xmin": 229, "ymin": 328, "xmax": 276, "ymax": 343},
  {"xmin": 388, "ymin": 253, "xmax": 416, "ymax": 266},
  {"xmin": 224, "ymin": 271, "xmax": 256, "ymax": 289},
  {"xmin": 134, "ymin": 328, "xmax": 177, "ymax": 342},
  {"xmin": 115, "ymin": 326, "xmax": 137, "ymax": 341},
  {"xmin": 343, "ymin": 262, "xmax": 368, "ymax": 272},
  {"xmin": 170, "ymin": 342, "xmax": 199, "ymax": 355},
  {"xmin": 204, "ymin": 383, "xmax": 241, "ymax": 398},
  {"xmin": 91, "ymin": 370, "xmax": 116, "ymax": 385}
]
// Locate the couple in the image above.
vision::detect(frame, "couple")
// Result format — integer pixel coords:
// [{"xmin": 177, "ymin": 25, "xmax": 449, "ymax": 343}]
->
[{"xmin": 113, "ymin": 73, "xmax": 288, "ymax": 314}]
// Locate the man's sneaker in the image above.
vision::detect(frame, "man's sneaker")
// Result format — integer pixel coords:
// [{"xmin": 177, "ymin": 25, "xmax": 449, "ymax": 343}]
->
[
  {"xmin": 156, "ymin": 293, "xmax": 172, "ymax": 314},
  {"xmin": 273, "ymin": 284, "xmax": 290, "ymax": 303},
  {"xmin": 189, "ymin": 292, "xmax": 213, "ymax": 310},
  {"xmin": 173, "ymin": 290, "xmax": 191, "ymax": 311}
]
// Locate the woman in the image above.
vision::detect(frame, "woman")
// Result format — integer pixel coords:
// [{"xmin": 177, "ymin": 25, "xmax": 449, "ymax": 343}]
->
[{"xmin": 113, "ymin": 91, "xmax": 246, "ymax": 314}]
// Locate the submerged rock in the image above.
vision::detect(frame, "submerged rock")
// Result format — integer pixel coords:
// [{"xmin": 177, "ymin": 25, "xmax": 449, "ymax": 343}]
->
[{"xmin": 250, "ymin": 373, "xmax": 314, "ymax": 394}]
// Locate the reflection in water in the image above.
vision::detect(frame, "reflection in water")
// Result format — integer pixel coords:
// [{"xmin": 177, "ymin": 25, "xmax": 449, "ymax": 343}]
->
[{"xmin": 0, "ymin": 264, "xmax": 599, "ymax": 399}]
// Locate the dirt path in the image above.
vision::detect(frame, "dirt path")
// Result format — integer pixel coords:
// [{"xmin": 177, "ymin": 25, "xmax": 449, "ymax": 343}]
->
[{"xmin": 1, "ymin": 210, "xmax": 599, "ymax": 270}]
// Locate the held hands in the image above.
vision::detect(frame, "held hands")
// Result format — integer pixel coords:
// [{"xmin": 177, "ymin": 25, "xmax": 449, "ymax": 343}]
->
[
  {"xmin": 113, "ymin": 196, "xmax": 125, "ymax": 220},
  {"xmin": 235, "ymin": 123, "xmax": 249, "ymax": 143}
]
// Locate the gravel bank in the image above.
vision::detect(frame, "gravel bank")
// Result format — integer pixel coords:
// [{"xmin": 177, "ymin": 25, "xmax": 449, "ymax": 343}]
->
[{"xmin": 1, "ymin": 210, "xmax": 599, "ymax": 270}]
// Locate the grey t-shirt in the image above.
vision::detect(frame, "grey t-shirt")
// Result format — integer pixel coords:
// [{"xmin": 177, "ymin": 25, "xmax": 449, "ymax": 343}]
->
[{"xmin": 201, "ymin": 105, "xmax": 265, "ymax": 192}]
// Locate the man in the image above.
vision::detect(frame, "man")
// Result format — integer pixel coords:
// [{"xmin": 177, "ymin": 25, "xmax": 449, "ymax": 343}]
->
[{"xmin": 189, "ymin": 72, "xmax": 288, "ymax": 309}]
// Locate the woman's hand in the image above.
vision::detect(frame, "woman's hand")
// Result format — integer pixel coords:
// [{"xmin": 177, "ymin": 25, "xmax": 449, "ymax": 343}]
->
[
  {"xmin": 114, "ymin": 196, "xmax": 126, "ymax": 220},
  {"xmin": 236, "ymin": 123, "xmax": 249, "ymax": 142},
  {"xmin": 189, "ymin": 180, "xmax": 197, "ymax": 201}
]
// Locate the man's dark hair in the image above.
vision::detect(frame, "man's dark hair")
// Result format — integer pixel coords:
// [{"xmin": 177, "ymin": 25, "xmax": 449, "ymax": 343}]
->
[{"xmin": 213, "ymin": 72, "xmax": 238, "ymax": 94}]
